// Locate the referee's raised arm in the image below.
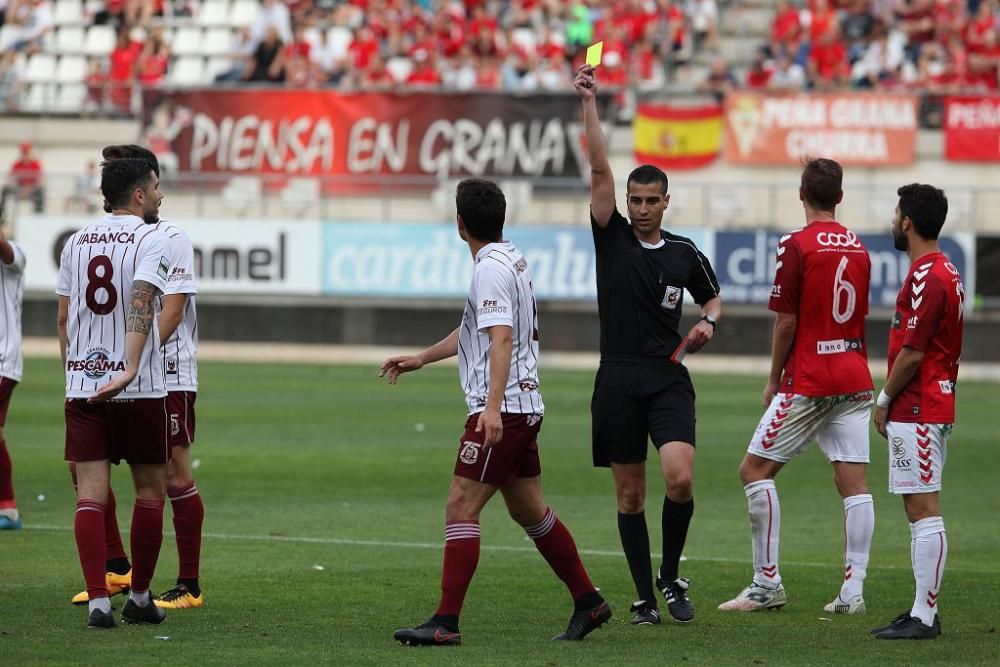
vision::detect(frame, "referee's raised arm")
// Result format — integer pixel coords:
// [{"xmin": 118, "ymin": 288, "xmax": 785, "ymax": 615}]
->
[{"xmin": 574, "ymin": 65, "xmax": 615, "ymax": 228}]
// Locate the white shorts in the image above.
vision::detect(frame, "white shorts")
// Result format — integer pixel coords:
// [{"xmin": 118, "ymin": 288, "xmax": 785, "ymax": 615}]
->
[
  {"xmin": 748, "ymin": 391, "xmax": 873, "ymax": 464},
  {"xmin": 887, "ymin": 422, "xmax": 951, "ymax": 494}
]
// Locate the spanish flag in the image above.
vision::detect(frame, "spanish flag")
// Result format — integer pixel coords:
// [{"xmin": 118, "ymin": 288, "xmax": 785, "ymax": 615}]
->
[{"xmin": 633, "ymin": 103, "xmax": 723, "ymax": 169}]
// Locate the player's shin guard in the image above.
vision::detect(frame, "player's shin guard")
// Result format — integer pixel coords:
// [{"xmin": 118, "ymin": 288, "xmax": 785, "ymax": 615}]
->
[
  {"xmin": 745, "ymin": 480, "xmax": 781, "ymax": 588},
  {"xmin": 526, "ymin": 508, "xmax": 597, "ymax": 605},
  {"xmin": 618, "ymin": 511, "xmax": 655, "ymax": 604},
  {"xmin": 910, "ymin": 516, "xmax": 946, "ymax": 626},
  {"xmin": 104, "ymin": 486, "xmax": 128, "ymax": 562},
  {"xmin": 0, "ymin": 438, "xmax": 16, "ymax": 513},
  {"xmin": 130, "ymin": 498, "xmax": 165, "ymax": 594},
  {"xmin": 75, "ymin": 499, "xmax": 108, "ymax": 599},
  {"xmin": 169, "ymin": 483, "xmax": 204, "ymax": 582},
  {"xmin": 435, "ymin": 521, "xmax": 480, "ymax": 619},
  {"xmin": 661, "ymin": 497, "xmax": 694, "ymax": 582},
  {"xmin": 841, "ymin": 494, "xmax": 874, "ymax": 599}
]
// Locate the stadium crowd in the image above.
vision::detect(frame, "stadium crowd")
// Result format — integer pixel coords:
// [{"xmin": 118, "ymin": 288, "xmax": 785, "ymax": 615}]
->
[{"xmin": 0, "ymin": 0, "xmax": 998, "ymax": 113}]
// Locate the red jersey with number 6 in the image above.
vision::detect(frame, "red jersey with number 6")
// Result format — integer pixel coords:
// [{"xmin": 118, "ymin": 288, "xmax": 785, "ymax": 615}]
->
[
  {"xmin": 56, "ymin": 215, "xmax": 172, "ymax": 399},
  {"xmin": 887, "ymin": 252, "xmax": 964, "ymax": 423},
  {"xmin": 768, "ymin": 221, "xmax": 873, "ymax": 396}
]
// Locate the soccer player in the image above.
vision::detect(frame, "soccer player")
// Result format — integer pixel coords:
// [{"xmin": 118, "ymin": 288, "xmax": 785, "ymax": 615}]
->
[
  {"xmin": 718, "ymin": 158, "xmax": 875, "ymax": 614},
  {"xmin": 870, "ymin": 184, "xmax": 962, "ymax": 640},
  {"xmin": 0, "ymin": 224, "xmax": 26, "ymax": 531},
  {"xmin": 58, "ymin": 155, "xmax": 172, "ymax": 629},
  {"xmin": 575, "ymin": 65, "xmax": 722, "ymax": 625},
  {"xmin": 69, "ymin": 145, "xmax": 205, "ymax": 610},
  {"xmin": 381, "ymin": 178, "xmax": 611, "ymax": 646}
]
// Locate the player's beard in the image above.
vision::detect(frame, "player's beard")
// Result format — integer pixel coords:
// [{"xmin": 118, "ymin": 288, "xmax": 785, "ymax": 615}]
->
[
  {"xmin": 892, "ymin": 227, "xmax": 908, "ymax": 252},
  {"xmin": 143, "ymin": 211, "xmax": 160, "ymax": 225}
]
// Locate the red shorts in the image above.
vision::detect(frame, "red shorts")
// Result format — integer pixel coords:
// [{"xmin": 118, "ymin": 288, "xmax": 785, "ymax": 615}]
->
[
  {"xmin": 65, "ymin": 397, "xmax": 170, "ymax": 465},
  {"xmin": 167, "ymin": 391, "xmax": 196, "ymax": 448},
  {"xmin": 454, "ymin": 412, "xmax": 543, "ymax": 487},
  {"xmin": 0, "ymin": 377, "xmax": 17, "ymax": 427}
]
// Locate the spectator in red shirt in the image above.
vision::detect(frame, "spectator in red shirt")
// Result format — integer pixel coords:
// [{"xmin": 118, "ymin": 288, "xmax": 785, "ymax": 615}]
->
[
  {"xmin": 895, "ymin": 0, "xmax": 936, "ymax": 58},
  {"xmin": 809, "ymin": 0, "xmax": 838, "ymax": 43},
  {"xmin": 475, "ymin": 55, "xmax": 501, "ymax": 90},
  {"xmin": 808, "ymin": 25, "xmax": 849, "ymax": 88},
  {"xmin": 406, "ymin": 51, "xmax": 442, "ymax": 87},
  {"xmin": 284, "ymin": 24, "xmax": 312, "ymax": 60},
  {"xmin": 746, "ymin": 52, "xmax": 775, "ymax": 88},
  {"xmin": 359, "ymin": 53, "xmax": 395, "ymax": 88},
  {"xmin": 771, "ymin": 0, "xmax": 802, "ymax": 56},
  {"xmin": 136, "ymin": 28, "xmax": 169, "ymax": 87},
  {"xmin": 968, "ymin": 28, "xmax": 1000, "ymax": 89},
  {"xmin": 0, "ymin": 142, "xmax": 45, "ymax": 218},
  {"xmin": 964, "ymin": 1, "xmax": 996, "ymax": 50},
  {"xmin": 107, "ymin": 27, "xmax": 141, "ymax": 112},
  {"xmin": 348, "ymin": 25, "xmax": 380, "ymax": 70}
]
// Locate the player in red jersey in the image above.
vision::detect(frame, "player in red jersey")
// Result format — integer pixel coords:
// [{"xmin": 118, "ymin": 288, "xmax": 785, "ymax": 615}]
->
[
  {"xmin": 871, "ymin": 184, "xmax": 963, "ymax": 640},
  {"xmin": 720, "ymin": 159, "xmax": 876, "ymax": 614}
]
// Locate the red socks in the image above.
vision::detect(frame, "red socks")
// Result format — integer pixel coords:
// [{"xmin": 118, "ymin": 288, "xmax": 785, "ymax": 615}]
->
[
  {"xmin": 104, "ymin": 486, "xmax": 128, "ymax": 562},
  {"xmin": 0, "ymin": 438, "xmax": 14, "ymax": 508},
  {"xmin": 130, "ymin": 498, "xmax": 165, "ymax": 594},
  {"xmin": 527, "ymin": 508, "xmax": 597, "ymax": 601},
  {"xmin": 435, "ymin": 521, "xmax": 481, "ymax": 618},
  {"xmin": 74, "ymin": 499, "xmax": 107, "ymax": 598},
  {"xmin": 169, "ymin": 483, "xmax": 204, "ymax": 580}
]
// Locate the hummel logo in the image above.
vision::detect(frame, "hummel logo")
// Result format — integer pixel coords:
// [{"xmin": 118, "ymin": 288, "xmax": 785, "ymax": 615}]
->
[
  {"xmin": 916, "ymin": 425, "xmax": 929, "ymax": 436},
  {"xmin": 913, "ymin": 268, "xmax": 930, "ymax": 280},
  {"xmin": 911, "ymin": 295, "xmax": 924, "ymax": 309}
]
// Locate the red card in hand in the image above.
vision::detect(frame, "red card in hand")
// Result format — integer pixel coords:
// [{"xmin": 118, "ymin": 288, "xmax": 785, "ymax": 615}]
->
[{"xmin": 671, "ymin": 336, "xmax": 690, "ymax": 364}]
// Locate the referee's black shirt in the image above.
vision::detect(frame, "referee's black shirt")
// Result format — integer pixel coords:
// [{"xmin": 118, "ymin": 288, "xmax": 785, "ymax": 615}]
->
[{"xmin": 592, "ymin": 208, "xmax": 721, "ymax": 362}]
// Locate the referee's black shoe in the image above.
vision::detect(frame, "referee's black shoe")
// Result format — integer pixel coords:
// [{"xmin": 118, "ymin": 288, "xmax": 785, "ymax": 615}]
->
[
  {"xmin": 657, "ymin": 576, "xmax": 695, "ymax": 623},
  {"xmin": 552, "ymin": 599, "xmax": 612, "ymax": 640},
  {"xmin": 871, "ymin": 613, "xmax": 940, "ymax": 639},
  {"xmin": 630, "ymin": 601, "xmax": 661, "ymax": 625},
  {"xmin": 121, "ymin": 594, "xmax": 166, "ymax": 625},
  {"xmin": 393, "ymin": 619, "xmax": 462, "ymax": 646}
]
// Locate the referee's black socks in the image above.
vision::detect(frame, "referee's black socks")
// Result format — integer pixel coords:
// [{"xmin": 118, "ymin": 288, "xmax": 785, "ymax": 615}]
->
[
  {"xmin": 660, "ymin": 497, "xmax": 694, "ymax": 582},
  {"xmin": 617, "ymin": 511, "xmax": 656, "ymax": 604}
]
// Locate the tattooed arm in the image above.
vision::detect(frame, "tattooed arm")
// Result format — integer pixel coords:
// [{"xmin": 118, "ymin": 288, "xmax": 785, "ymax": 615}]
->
[{"xmin": 89, "ymin": 280, "xmax": 161, "ymax": 402}]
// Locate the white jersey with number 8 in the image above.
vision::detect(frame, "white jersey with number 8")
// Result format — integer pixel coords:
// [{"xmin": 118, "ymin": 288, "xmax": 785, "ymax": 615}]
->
[{"xmin": 56, "ymin": 215, "xmax": 172, "ymax": 399}]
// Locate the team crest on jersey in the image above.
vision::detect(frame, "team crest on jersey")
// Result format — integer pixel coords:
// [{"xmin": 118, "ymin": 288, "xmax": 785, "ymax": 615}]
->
[
  {"xmin": 661, "ymin": 286, "xmax": 682, "ymax": 310},
  {"xmin": 459, "ymin": 442, "xmax": 480, "ymax": 465},
  {"xmin": 158, "ymin": 256, "xmax": 170, "ymax": 280},
  {"xmin": 166, "ymin": 360, "xmax": 178, "ymax": 375}
]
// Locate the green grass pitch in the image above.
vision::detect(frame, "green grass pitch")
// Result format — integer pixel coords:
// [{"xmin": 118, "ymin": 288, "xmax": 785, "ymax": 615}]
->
[{"xmin": 1, "ymin": 357, "xmax": 998, "ymax": 665}]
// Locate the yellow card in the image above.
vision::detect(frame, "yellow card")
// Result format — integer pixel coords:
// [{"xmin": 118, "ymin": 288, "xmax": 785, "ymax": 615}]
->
[{"xmin": 586, "ymin": 41, "xmax": 603, "ymax": 67}]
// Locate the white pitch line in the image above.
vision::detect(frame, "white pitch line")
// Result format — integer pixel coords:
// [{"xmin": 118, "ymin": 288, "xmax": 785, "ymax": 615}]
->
[{"xmin": 23, "ymin": 525, "xmax": 1000, "ymax": 574}]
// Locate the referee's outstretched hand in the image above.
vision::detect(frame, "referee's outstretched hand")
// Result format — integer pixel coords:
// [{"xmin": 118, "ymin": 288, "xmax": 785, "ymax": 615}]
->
[
  {"xmin": 379, "ymin": 355, "xmax": 424, "ymax": 384},
  {"xmin": 683, "ymin": 319, "xmax": 715, "ymax": 354},
  {"xmin": 574, "ymin": 65, "xmax": 597, "ymax": 99}
]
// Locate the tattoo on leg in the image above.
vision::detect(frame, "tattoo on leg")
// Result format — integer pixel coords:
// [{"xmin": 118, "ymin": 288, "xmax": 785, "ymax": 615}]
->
[{"xmin": 125, "ymin": 280, "xmax": 158, "ymax": 334}]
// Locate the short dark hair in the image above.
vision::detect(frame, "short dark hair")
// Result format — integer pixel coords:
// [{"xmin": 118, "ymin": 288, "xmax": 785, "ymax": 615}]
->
[
  {"xmin": 102, "ymin": 144, "xmax": 160, "ymax": 176},
  {"xmin": 800, "ymin": 157, "xmax": 843, "ymax": 212},
  {"xmin": 897, "ymin": 183, "xmax": 948, "ymax": 240},
  {"xmin": 626, "ymin": 164, "xmax": 669, "ymax": 195},
  {"xmin": 101, "ymin": 157, "xmax": 154, "ymax": 209},
  {"xmin": 456, "ymin": 178, "xmax": 505, "ymax": 242}
]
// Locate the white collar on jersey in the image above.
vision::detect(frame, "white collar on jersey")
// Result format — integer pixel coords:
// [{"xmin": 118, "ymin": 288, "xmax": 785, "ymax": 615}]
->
[
  {"xmin": 104, "ymin": 213, "xmax": 144, "ymax": 225},
  {"xmin": 638, "ymin": 238, "xmax": 665, "ymax": 250},
  {"xmin": 474, "ymin": 240, "xmax": 513, "ymax": 262}
]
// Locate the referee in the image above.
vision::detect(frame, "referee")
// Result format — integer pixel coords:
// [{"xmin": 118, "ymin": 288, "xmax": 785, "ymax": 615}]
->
[{"xmin": 575, "ymin": 64, "xmax": 723, "ymax": 625}]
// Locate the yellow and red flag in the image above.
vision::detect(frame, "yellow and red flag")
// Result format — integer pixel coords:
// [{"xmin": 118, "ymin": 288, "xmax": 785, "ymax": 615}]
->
[{"xmin": 633, "ymin": 103, "xmax": 723, "ymax": 169}]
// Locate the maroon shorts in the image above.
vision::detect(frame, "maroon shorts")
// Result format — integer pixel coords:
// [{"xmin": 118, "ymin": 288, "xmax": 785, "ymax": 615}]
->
[
  {"xmin": 454, "ymin": 412, "xmax": 543, "ymax": 487},
  {"xmin": 167, "ymin": 391, "xmax": 196, "ymax": 448},
  {"xmin": 0, "ymin": 377, "xmax": 17, "ymax": 427},
  {"xmin": 65, "ymin": 397, "xmax": 170, "ymax": 465}
]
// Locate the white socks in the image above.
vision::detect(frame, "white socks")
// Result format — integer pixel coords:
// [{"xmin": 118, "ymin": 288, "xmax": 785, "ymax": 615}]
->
[
  {"xmin": 910, "ymin": 516, "xmax": 947, "ymax": 626},
  {"xmin": 745, "ymin": 480, "xmax": 781, "ymax": 588},
  {"xmin": 129, "ymin": 590, "xmax": 151, "ymax": 607},
  {"xmin": 840, "ymin": 494, "xmax": 874, "ymax": 600},
  {"xmin": 88, "ymin": 596, "xmax": 111, "ymax": 614}
]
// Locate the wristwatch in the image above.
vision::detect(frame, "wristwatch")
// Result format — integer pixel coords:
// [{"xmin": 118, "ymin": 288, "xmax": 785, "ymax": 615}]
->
[{"xmin": 700, "ymin": 315, "xmax": 717, "ymax": 330}]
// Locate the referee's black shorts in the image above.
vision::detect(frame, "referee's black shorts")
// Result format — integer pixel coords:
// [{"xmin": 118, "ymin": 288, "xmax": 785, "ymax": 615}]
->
[{"xmin": 591, "ymin": 361, "xmax": 696, "ymax": 468}]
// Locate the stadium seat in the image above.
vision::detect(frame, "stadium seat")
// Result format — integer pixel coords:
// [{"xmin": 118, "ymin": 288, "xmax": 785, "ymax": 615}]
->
[
  {"xmin": 510, "ymin": 27, "xmax": 537, "ymax": 53},
  {"xmin": 0, "ymin": 25, "xmax": 18, "ymax": 51},
  {"xmin": 53, "ymin": 0, "xmax": 84, "ymax": 25},
  {"xmin": 280, "ymin": 178, "xmax": 320, "ymax": 216},
  {"xmin": 168, "ymin": 56, "xmax": 207, "ymax": 86},
  {"xmin": 385, "ymin": 57, "xmax": 413, "ymax": 83},
  {"xmin": 84, "ymin": 25, "xmax": 116, "ymax": 56},
  {"xmin": 172, "ymin": 26, "xmax": 205, "ymax": 56},
  {"xmin": 719, "ymin": 37, "xmax": 762, "ymax": 64},
  {"xmin": 303, "ymin": 26, "xmax": 322, "ymax": 50},
  {"xmin": 202, "ymin": 27, "xmax": 232, "ymax": 56},
  {"xmin": 20, "ymin": 83, "xmax": 53, "ymax": 112},
  {"xmin": 197, "ymin": 0, "xmax": 230, "ymax": 26},
  {"xmin": 326, "ymin": 26, "xmax": 352, "ymax": 59},
  {"xmin": 25, "ymin": 54, "xmax": 57, "ymax": 82},
  {"xmin": 55, "ymin": 55, "xmax": 87, "ymax": 83},
  {"xmin": 228, "ymin": 0, "xmax": 258, "ymax": 27},
  {"xmin": 54, "ymin": 25, "xmax": 86, "ymax": 54},
  {"xmin": 221, "ymin": 176, "xmax": 262, "ymax": 214},
  {"xmin": 206, "ymin": 56, "xmax": 233, "ymax": 79},
  {"xmin": 55, "ymin": 83, "xmax": 88, "ymax": 112}
]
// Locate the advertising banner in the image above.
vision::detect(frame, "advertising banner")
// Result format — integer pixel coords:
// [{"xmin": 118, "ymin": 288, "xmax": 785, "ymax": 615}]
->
[
  {"xmin": 943, "ymin": 96, "xmax": 1000, "ymax": 161},
  {"xmin": 141, "ymin": 90, "xmax": 605, "ymax": 180},
  {"xmin": 724, "ymin": 92, "xmax": 918, "ymax": 166},
  {"xmin": 322, "ymin": 222, "xmax": 708, "ymax": 301},
  {"xmin": 15, "ymin": 216, "xmax": 323, "ymax": 295},
  {"xmin": 713, "ymin": 230, "xmax": 975, "ymax": 311},
  {"xmin": 633, "ymin": 103, "xmax": 722, "ymax": 169}
]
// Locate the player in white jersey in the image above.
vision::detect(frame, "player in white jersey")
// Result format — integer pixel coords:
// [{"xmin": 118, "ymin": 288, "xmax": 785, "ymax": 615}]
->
[
  {"xmin": 57, "ymin": 155, "xmax": 172, "ymax": 630},
  {"xmin": 0, "ymin": 226, "xmax": 25, "ymax": 530},
  {"xmin": 380, "ymin": 178, "xmax": 610, "ymax": 646}
]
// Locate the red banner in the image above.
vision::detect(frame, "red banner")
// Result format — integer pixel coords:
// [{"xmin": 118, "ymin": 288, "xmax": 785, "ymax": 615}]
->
[
  {"xmin": 944, "ymin": 96, "xmax": 1000, "ymax": 162},
  {"xmin": 141, "ymin": 89, "xmax": 603, "ymax": 179},
  {"xmin": 723, "ymin": 92, "xmax": 918, "ymax": 166}
]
